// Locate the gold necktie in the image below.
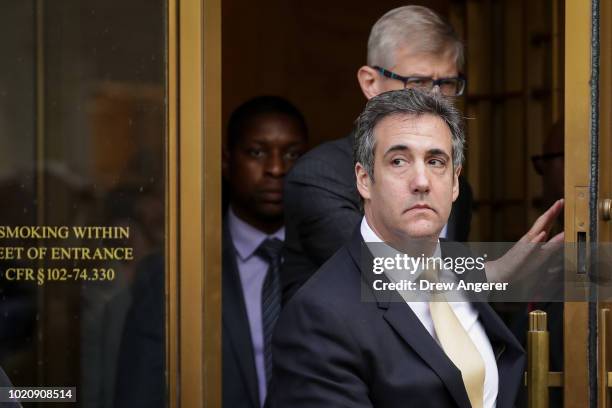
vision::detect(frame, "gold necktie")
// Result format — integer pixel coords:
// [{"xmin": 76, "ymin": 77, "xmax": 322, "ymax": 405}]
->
[{"xmin": 428, "ymin": 274, "xmax": 485, "ymax": 408}]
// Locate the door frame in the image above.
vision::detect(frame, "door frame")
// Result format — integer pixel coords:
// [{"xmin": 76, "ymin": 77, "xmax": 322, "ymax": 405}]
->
[
  {"xmin": 163, "ymin": 0, "xmax": 612, "ymax": 406},
  {"xmin": 564, "ymin": 0, "xmax": 612, "ymax": 407},
  {"xmin": 167, "ymin": 0, "xmax": 222, "ymax": 406}
]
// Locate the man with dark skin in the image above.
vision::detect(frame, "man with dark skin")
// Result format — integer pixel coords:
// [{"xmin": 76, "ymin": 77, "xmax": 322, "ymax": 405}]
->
[
  {"xmin": 115, "ymin": 96, "xmax": 307, "ymax": 408},
  {"xmin": 223, "ymin": 98, "xmax": 307, "ymax": 234},
  {"xmin": 222, "ymin": 96, "xmax": 307, "ymax": 408}
]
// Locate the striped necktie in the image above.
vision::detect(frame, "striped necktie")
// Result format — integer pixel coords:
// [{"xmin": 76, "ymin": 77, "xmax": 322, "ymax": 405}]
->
[{"xmin": 255, "ymin": 238, "xmax": 283, "ymax": 385}]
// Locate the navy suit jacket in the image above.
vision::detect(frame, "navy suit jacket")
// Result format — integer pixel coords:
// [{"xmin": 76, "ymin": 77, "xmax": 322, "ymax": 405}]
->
[
  {"xmin": 270, "ymin": 228, "xmax": 524, "ymax": 408},
  {"xmin": 281, "ymin": 134, "xmax": 473, "ymax": 304},
  {"xmin": 222, "ymin": 222, "xmax": 261, "ymax": 408}
]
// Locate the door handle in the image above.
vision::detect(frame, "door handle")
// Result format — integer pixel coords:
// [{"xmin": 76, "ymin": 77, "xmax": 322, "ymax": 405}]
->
[
  {"xmin": 525, "ymin": 310, "xmax": 563, "ymax": 408},
  {"xmin": 601, "ymin": 198, "xmax": 612, "ymax": 221},
  {"xmin": 527, "ymin": 310, "xmax": 549, "ymax": 408}
]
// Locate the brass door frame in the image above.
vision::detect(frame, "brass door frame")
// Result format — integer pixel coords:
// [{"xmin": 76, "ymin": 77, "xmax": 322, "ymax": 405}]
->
[
  {"xmin": 599, "ymin": 0, "xmax": 612, "ymax": 245},
  {"xmin": 564, "ymin": 0, "xmax": 591, "ymax": 406},
  {"xmin": 563, "ymin": 0, "xmax": 612, "ymax": 406},
  {"xmin": 162, "ymin": 0, "xmax": 611, "ymax": 406},
  {"xmin": 167, "ymin": 0, "xmax": 222, "ymax": 406},
  {"xmin": 598, "ymin": 2, "xmax": 612, "ymax": 408}
]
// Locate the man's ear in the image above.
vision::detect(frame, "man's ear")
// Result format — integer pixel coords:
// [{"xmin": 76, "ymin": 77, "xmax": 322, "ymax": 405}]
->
[
  {"xmin": 452, "ymin": 165, "xmax": 461, "ymax": 202},
  {"xmin": 357, "ymin": 66, "xmax": 383, "ymax": 100},
  {"xmin": 222, "ymin": 146, "xmax": 230, "ymax": 180},
  {"xmin": 355, "ymin": 162, "xmax": 372, "ymax": 200}
]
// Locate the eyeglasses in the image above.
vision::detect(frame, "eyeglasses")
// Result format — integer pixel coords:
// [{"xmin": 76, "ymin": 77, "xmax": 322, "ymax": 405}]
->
[
  {"xmin": 372, "ymin": 66, "xmax": 467, "ymax": 96},
  {"xmin": 531, "ymin": 152, "xmax": 564, "ymax": 175}
]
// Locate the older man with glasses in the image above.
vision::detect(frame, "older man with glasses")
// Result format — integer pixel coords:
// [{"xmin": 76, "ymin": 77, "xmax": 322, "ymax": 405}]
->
[{"xmin": 280, "ymin": 5, "xmax": 475, "ymax": 303}]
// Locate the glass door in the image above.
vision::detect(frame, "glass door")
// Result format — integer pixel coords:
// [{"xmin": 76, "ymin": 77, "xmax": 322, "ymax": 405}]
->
[
  {"xmin": 0, "ymin": 2, "xmax": 167, "ymax": 407},
  {"xmin": 552, "ymin": 0, "xmax": 612, "ymax": 406},
  {"xmin": 0, "ymin": 0, "xmax": 221, "ymax": 406}
]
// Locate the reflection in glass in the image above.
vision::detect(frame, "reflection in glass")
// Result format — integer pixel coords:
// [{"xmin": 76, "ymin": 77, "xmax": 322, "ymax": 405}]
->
[{"xmin": 0, "ymin": 1, "xmax": 166, "ymax": 407}]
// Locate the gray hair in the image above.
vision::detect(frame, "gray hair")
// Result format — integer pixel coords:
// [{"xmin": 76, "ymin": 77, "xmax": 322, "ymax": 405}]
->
[
  {"xmin": 367, "ymin": 5, "xmax": 464, "ymax": 69},
  {"xmin": 353, "ymin": 89, "xmax": 465, "ymax": 182}
]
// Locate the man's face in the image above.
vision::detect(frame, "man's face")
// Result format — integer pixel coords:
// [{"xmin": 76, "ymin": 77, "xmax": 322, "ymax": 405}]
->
[
  {"xmin": 224, "ymin": 112, "xmax": 306, "ymax": 223},
  {"xmin": 356, "ymin": 113, "xmax": 460, "ymax": 243}
]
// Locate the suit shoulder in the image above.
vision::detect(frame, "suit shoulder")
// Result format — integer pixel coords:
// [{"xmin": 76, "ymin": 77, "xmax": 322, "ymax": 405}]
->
[
  {"xmin": 304, "ymin": 135, "xmax": 352, "ymax": 162},
  {"xmin": 287, "ymin": 136, "xmax": 353, "ymax": 179},
  {"xmin": 286, "ymin": 245, "xmax": 361, "ymax": 309}
]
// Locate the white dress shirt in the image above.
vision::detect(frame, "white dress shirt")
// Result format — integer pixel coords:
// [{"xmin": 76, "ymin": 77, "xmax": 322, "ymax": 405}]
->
[
  {"xmin": 228, "ymin": 208, "xmax": 284, "ymax": 407},
  {"xmin": 360, "ymin": 217, "xmax": 498, "ymax": 408}
]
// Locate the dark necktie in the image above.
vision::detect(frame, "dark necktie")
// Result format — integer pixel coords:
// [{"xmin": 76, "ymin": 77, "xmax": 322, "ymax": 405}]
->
[{"xmin": 255, "ymin": 237, "xmax": 283, "ymax": 385}]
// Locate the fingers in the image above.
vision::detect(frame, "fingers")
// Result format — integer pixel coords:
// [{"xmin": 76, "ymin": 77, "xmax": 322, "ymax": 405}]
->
[
  {"xmin": 539, "ymin": 200, "xmax": 564, "ymax": 240},
  {"xmin": 526, "ymin": 199, "xmax": 564, "ymax": 242},
  {"xmin": 549, "ymin": 231, "xmax": 564, "ymax": 243},
  {"xmin": 532, "ymin": 230, "xmax": 547, "ymax": 243},
  {"xmin": 542, "ymin": 231, "xmax": 564, "ymax": 250},
  {"xmin": 539, "ymin": 199, "xmax": 563, "ymax": 228}
]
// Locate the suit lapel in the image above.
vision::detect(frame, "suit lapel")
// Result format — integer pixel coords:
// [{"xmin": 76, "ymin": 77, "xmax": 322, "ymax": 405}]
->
[
  {"xmin": 349, "ymin": 226, "xmax": 525, "ymax": 408},
  {"xmin": 222, "ymin": 223, "xmax": 260, "ymax": 407},
  {"xmin": 347, "ymin": 228, "xmax": 472, "ymax": 408},
  {"xmin": 383, "ymin": 302, "xmax": 472, "ymax": 408}
]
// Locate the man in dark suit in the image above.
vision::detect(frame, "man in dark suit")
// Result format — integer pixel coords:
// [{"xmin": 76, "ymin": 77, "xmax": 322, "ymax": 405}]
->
[
  {"xmin": 270, "ymin": 90, "xmax": 528, "ymax": 407},
  {"xmin": 222, "ymin": 96, "xmax": 307, "ymax": 408},
  {"xmin": 114, "ymin": 96, "xmax": 307, "ymax": 408},
  {"xmin": 281, "ymin": 5, "xmax": 473, "ymax": 303}
]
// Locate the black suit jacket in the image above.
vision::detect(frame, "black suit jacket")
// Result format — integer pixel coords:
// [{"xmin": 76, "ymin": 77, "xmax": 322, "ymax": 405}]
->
[
  {"xmin": 270, "ymin": 228, "xmax": 524, "ymax": 408},
  {"xmin": 281, "ymin": 134, "xmax": 473, "ymax": 303},
  {"xmin": 222, "ymin": 222, "xmax": 261, "ymax": 408}
]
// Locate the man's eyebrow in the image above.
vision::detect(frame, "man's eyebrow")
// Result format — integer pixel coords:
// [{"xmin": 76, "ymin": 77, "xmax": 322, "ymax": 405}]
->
[
  {"xmin": 383, "ymin": 144, "xmax": 409, "ymax": 157},
  {"xmin": 383, "ymin": 145, "xmax": 451, "ymax": 159},
  {"xmin": 427, "ymin": 148, "xmax": 451, "ymax": 159}
]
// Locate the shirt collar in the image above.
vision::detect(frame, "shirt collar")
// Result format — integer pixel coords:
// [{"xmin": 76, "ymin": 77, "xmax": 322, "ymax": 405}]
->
[
  {"xmin": 360, "ymin": 216, "xmax": 441, "ymax": 252},
  {"xmin": 360, "ymin": 216, "xmax": 382, "ymax": 243},
  {"xmin": 228, "ymin": 207, "xmax": 285, "ymax": 261},
  {"xmin": 360, "ymin": 216, "xmax": 443, "ymax": 281}
]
